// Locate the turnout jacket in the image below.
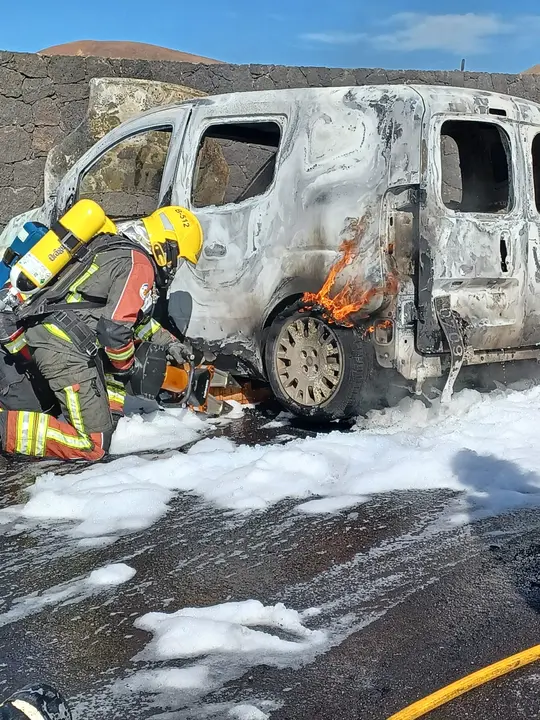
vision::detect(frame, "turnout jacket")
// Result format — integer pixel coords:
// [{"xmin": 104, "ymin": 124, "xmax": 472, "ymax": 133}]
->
[{"xmin": 24, "ymin": 235, "xmax": 174, "ymax": 371}]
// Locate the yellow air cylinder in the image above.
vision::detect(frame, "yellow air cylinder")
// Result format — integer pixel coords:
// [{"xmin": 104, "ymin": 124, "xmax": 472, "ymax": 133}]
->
[{"xmin": 10, "ymin": 199, "xmax": 116, "ymax": 295}]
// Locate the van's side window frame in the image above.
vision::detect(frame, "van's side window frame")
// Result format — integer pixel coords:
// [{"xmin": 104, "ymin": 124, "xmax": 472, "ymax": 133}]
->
[
  {"xmin": 438, "ymin": 118, "xmax": 513, "ymax": 215},
  {"xmin": 189, "ymin": 118, "xmax": 284, "ymax": 210},
  {"xmin": 75, "ymin": 125, "xmax": 175, "ymax": 221}
]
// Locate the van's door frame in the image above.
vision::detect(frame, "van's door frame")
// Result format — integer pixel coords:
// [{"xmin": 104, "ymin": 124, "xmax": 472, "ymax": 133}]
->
[
  {"xmin": 171, "ymin": 109, "xmax": 288, "ymax": 288},
  {"xmin": 53, "ymin": 106, "xmax": 192, "ymax": 221},
  {"xmin": 417, "ymin": 112, "xmax": 527, "ymax": 355},
  {"xmin": 520, "ymin": 123, "xmax": 540, "ymax": 346}
]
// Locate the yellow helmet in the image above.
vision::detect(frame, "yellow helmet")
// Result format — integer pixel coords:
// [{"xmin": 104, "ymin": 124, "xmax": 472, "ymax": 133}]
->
[{"xmin": 142, "ymin": 207, "xmax": 203, "ymax": 281}]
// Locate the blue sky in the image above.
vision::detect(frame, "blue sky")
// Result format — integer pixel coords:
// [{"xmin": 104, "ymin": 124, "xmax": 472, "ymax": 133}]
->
[{"xmin": 1, "ymin": 0, "xmax": 540, "ymax": 73}]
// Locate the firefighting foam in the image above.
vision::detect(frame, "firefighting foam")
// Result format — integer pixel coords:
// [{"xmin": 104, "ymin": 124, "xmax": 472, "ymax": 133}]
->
[
  {"xmin": 302, "ymin": 237, "xmax": 398, "ymax": 327},
  {"xmin": 6, "ymin": 384, "xmax": 540, "ymax": 543}
]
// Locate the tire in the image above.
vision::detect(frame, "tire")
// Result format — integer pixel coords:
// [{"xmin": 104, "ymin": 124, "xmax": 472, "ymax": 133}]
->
[{"xmin": 264, "ymin": 306, "xmax": 376, "ymax": 421}]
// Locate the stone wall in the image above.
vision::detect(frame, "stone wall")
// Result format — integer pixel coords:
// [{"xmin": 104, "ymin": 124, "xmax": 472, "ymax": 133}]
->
[{"xmin": 1, "ymin": 48, "xmax": 540, "ymax": 227}]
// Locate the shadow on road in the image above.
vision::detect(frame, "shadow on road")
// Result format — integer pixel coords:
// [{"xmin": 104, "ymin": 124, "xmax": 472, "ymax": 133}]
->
[
  {"xmin": 452, "ymin": 448, "xmax": 540, "ymax": 614},
  {"xmin": 452, "ymin": 449, "xmax": 540, "ymax": 518}
]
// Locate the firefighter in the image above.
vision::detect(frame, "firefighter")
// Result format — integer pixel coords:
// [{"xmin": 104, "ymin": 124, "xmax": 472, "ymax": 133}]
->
[{"xmin": 0, "ymin": 205, "xmax": 203, "ymax": 462}]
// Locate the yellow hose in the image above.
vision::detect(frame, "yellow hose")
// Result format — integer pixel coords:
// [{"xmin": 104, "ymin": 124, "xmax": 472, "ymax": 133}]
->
[{"xmin": 387, "ymin": 643, "xmax": 540, "ymax": 720}]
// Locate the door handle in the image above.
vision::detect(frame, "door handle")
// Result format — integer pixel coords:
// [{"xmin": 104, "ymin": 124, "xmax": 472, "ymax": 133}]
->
[
  {"xmin": 500, "ymin": 236, "xmax": 509, "ymax": 273},
  {"xmin": 204, "ymin": 243, "xmax": 227, "ymax": 258}
]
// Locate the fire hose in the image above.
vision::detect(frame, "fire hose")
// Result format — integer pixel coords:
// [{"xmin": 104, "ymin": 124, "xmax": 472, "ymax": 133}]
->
[{"xmin": 386, "ymin": 642, "xmax": 540, "ymax": 720}]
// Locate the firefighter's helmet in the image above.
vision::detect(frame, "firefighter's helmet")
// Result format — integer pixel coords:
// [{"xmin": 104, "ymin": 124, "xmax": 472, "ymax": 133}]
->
[{"xmin": 142, "ymin": 207, "xmax": 203, "ymax": 286}]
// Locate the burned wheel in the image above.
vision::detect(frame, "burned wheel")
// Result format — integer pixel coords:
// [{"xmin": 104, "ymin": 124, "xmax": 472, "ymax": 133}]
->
[
  {"xmin": 275, "ymin": 316, "xmax": 344, "ymax": 406},
  {"xmin": 264, "ymin": 307, "xmax": 375, "ymax": 421}
]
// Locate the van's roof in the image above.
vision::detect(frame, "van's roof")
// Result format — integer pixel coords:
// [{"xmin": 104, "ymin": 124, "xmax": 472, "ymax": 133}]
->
[{"xmin": 137, "ymin": 84, "xmax": 540, "ymax": 126}]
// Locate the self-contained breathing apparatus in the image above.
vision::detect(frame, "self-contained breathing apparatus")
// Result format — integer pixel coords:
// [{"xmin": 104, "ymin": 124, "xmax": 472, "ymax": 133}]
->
[
  {"xmin": 0, "ymin": 199, "xmax": 145, "ymax": 361},
  {"xmin": 1, "ymin": 199, "xmax": 117, "ymax": 310},
  {"xmin": 0, "ymin": 200, "xmax": 233, "ymax": 416}
]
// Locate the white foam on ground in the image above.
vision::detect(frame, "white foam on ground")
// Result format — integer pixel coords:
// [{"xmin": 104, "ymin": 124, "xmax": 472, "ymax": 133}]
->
[
  {"xmin": 8, "ymin": 454, "xmax": 176, "ymax": 539},
  {"xmin": 134, "ymin": 600, "xmax": 325, "ymax": 661},
  {"xmin": 110, "ymin": 408, "xmax": 205, "ymax": 454},
  {"xmin": 228, "ymin": 706, "xmax": 269, "ymax": 720},
  {"xmin": 116, "ymin": 600, "xmax": 322, "ymax": 712},
  {"xmin": 0, "ymin": 562, "xmax": 136, "ymax": 627},
  {"xmin": 87, "ymin": 563, "xmax": 136, "ymax": 586},
  {"xmin": 122, "ymin": 666, "xmax": 210, "ymax": 693},
  {"xmin": 297, "ymin": 495, "xmax": 367, "ymax": 514},
  {"xmin": 4, "ymin": 385, "xmax": 540, "ymax": 540},
  {"xmin": 133, "ymin": 701, "xmax": 278, "ymax": 720}
]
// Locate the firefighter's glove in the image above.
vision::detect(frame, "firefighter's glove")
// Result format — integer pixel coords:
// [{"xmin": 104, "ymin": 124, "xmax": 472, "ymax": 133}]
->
[{"xmin": 167, "ymin": 340, "xmax": 194, "ymax": 366}]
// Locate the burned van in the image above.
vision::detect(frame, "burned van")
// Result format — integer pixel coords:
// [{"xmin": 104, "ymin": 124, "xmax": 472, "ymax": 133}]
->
[{"xmin": 5, "ymin": 84, "xmax": 540, "ymax": 419}]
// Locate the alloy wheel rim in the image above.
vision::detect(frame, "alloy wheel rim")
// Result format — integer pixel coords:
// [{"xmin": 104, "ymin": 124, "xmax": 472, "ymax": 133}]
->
[{"xmin": 275, "ymin": 316, "xmax": 344, "ymax": 407}]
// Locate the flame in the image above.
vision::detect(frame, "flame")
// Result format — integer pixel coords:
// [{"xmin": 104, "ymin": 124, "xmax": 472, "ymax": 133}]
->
[
  {"xmin": 302, "ymin": 236, "xmax": 399, "ymax": 327},
  {"xmin": 364, "ymin": 319, "xmax": 393, "ymax": 338}
]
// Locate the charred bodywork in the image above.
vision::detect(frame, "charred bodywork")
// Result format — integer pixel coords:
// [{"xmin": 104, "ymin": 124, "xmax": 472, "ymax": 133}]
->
[{"xmin": 4, "ymin": 83, "xmax": 540, "ymax": 406}]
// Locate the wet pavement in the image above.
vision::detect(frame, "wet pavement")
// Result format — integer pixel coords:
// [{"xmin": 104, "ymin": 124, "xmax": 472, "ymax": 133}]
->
[{"xmin": 1, "ymin": 405, "xmax": 540, "ymax": 720}]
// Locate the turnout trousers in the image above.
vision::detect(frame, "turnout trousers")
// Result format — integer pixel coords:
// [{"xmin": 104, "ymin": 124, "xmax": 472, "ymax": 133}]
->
[{"xmin": 0, "ymin": 324, "xmax": 126, "ymax": 461}]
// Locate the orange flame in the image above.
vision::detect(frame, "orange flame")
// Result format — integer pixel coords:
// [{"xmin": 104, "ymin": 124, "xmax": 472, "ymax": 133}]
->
[
  {"xmin": 363, "ymin": 319, "xmax": 393, "ymax": 338},
  {"xmin": 302, "ymin": 235, "xmax": 399, "ymax": 327}
]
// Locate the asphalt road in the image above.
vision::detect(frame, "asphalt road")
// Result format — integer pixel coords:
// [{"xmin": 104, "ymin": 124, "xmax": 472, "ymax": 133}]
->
[{"xmin": 1, "ymin": 405, "xmax": 540, "ymax": 720}]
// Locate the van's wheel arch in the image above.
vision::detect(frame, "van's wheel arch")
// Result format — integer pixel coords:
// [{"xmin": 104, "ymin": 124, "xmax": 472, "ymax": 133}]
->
[{"xmin": 264, "ymin": 305, "xmax": 377, "ymax": 421}]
